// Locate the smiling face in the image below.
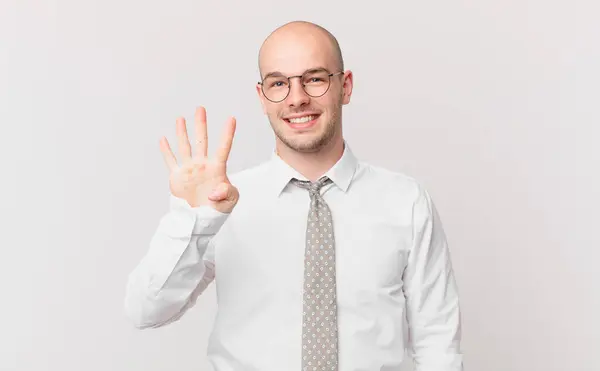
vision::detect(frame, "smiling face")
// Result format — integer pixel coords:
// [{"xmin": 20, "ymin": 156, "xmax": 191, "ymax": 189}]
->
[{"xmin": 256, "ymin": 23, "xmax": 353, "ymax": 153}]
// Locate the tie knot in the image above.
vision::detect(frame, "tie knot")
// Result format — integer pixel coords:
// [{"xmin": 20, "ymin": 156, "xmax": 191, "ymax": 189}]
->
[{"xmin": 291, "ymin": 176, "xmax": 332, "ymax": 195}]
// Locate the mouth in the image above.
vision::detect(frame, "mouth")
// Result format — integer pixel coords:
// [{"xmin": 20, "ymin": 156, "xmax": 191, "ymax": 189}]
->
[{"xmin": 283, "ymin": 114, "xmax": 320, "ymax": 130}]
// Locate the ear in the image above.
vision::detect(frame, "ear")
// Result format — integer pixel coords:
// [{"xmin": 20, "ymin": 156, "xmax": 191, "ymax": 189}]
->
[
  {"xmin": 256, "ymin": 83, "xmax": 267, "ymax": 114},
  {"xmin": 341, "ymin": 70, "xmax": 354, "ymax": 105}
]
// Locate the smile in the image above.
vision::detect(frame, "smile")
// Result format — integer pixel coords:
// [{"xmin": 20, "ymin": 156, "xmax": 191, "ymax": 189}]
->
[{"xmin": 284, "ymin": 114, "xmax": 319, "ymax": 129}]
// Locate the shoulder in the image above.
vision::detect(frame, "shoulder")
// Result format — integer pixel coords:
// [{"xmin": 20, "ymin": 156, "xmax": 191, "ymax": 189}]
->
[
  {"xmin": 358, "ymin": 161, "xmax": 442, "ymax": 235},
  {"xmin": 354, "ymin": 160, "xmax": 430, "ymax": 203}
]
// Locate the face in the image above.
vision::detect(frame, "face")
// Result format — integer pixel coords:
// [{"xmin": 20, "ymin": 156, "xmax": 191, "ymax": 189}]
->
[{"xmin": 256, "ymin": 32, "xmax": 353, "ymax": 153}]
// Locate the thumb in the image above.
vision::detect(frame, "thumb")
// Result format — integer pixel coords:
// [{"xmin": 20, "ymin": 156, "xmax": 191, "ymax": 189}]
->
[{"xmin": 208, "ymin": 182, "xmax": 233, "ymax": 201}]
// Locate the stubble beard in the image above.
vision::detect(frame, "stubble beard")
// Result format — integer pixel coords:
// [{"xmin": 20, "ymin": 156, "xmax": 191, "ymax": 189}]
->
[{"xmin": 270, "ymin": 101, "xmax": 342, "ymax": 154}]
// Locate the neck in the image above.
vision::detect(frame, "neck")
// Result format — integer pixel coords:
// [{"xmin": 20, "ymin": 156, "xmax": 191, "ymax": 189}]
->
[{"xmin": 275, "ymin": 135, "xmax": 345, "ymax": 182}]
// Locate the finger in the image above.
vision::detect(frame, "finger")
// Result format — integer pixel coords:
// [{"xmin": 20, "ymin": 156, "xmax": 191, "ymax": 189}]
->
[
  {"xmin": 176, "ymin": 117, "xmax": 192, "ymax": 161},
  {"xmin": 176, "ymin": 117, "xmax": 192, "ymax": 160},
  {"xmin": 208, "ymin": 187, "xmax": 227, "ymax": 201},
  {"xmin": 216, "ymin": 116, "xmax": 236, "ymax": 164},
  {"xmin": 208, "ymin": 182, "xmax": 232, "ymax": 201},
  {"xmin": 194, "ymin": 106, "xmax": 208, "ymax": 159},
  {"xmin": 159, "ymin": 137, "xmax": 178, "ymax": 171}
]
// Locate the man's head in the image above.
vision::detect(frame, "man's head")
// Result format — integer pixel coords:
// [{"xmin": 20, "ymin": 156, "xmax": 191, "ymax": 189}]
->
[{"xmin": 256, "ymin": 21, "xmax": 353, "ymax": 153}]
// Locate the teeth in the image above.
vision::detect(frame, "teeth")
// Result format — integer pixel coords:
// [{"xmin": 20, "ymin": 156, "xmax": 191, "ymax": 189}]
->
[{"xmin": 288, "ymin": 115, "xmax": 315, "ymax": 124}]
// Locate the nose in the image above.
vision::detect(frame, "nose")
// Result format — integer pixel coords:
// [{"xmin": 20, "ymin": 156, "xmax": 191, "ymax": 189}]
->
[{"xmin": 285, "ymin": 77, "xmax": 310, "ymax": 108}]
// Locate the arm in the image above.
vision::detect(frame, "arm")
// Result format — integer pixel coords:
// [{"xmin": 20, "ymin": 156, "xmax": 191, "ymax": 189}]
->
[
  {"xmin": 402, "ymin": 184, "xmax": 464, "ymax": 371},
  {"xmin": 124, "ymin": 194, "xmax": 229, "ymax": 329}
]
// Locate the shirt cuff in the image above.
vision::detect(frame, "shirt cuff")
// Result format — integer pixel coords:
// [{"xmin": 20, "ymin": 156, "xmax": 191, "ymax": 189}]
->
[{"xmin": 169, "ymin": 194, "xmax": 230, "ymax": 235}]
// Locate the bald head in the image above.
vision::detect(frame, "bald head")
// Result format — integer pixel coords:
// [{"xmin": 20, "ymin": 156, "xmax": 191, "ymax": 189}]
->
[{"xmin": 258, "ymin": 21, "xmax": 344, "ymax": 78}]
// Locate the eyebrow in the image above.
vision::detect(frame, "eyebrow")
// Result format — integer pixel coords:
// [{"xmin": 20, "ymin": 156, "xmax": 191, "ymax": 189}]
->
[{"xmin": 261, "ymin": 66, "xmax": 329, "ymax": 80}]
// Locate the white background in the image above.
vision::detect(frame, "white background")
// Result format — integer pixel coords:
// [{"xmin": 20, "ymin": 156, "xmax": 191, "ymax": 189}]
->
[{"xmin": 1, "ymin": 1, "xmax": 598, "ymax": 370}]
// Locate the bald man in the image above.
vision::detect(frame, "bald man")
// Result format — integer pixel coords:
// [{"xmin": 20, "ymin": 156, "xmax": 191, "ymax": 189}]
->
[{"xmin": 125, "ymin": 21, "xmax": 464, "ymax": 371}]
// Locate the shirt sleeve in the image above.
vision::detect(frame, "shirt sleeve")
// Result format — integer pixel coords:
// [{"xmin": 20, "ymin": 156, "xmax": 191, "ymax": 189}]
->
[
  {"xmin": 124, "ymin": 194, "xmax": 229, "ymax": 329},
  {"xmin": 402, "ymin": 184, "xmax": 464, "ymax": 371}
]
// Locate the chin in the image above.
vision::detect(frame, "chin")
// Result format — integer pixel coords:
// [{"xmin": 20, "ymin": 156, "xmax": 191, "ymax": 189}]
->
[{"xmin": 280, "ymin": 129, "xmax": 333, "ymax": 153}]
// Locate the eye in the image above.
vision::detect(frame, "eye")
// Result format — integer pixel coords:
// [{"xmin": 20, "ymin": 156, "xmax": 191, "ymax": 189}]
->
[
  {"xmin": 304, "ymin": 72, "xmax": 328, "ymax": 84},
  {"xmin": 268, "ymin": 79, "xmax": 288, "ymax": 88}
]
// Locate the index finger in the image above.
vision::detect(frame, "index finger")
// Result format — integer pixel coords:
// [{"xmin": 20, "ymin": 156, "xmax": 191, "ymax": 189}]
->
[
  {"xmin": 215, "ymin": 116, "xmax": 236, "ymax": 164},
  {"xmin": 159, "ymin": 136, "xmax": 178, "ymax": 171}
]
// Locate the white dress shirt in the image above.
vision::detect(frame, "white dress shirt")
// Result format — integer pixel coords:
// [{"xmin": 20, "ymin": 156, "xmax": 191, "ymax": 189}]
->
[{"xmin": 124, "ymin": 141, "xmax": 463, "ymax": 371}]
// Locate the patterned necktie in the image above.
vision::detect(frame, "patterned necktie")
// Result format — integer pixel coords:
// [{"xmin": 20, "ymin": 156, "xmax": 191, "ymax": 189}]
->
[{"xmin": 290, "ymin": 176, "xmax": 339, "ymax": 371}]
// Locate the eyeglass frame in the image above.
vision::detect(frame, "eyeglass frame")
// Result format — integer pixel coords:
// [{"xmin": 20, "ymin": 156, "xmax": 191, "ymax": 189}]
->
[{"xmin": 258, "ymin": 68, "xmax": 344, "ymax": 103}]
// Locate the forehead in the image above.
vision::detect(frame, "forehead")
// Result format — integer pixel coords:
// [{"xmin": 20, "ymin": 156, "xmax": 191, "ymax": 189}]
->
[{"xmin": 260, "ymin": 32, "xmax": 336, "ymax": 76}]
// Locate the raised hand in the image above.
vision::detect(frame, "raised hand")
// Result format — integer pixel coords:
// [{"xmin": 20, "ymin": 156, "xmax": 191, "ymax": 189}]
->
[{"xmin": 159, "ymin": 106, "xmax": 239, "ymax": 213}]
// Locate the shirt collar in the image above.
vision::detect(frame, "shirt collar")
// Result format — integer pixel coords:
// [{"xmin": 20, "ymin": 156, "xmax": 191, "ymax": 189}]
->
[{"xmin": 268, "ymin": 140, "xmax": 359, "ymax": 197}]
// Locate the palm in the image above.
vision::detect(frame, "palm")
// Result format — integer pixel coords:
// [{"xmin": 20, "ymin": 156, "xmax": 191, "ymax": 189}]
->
[
  {"xmin": 169, "ymin": 159, "xmax": 227, "ymax": 205},
  {"xmin": 159, "ymin": 106, "xmax": 238, "ymax": 212}
]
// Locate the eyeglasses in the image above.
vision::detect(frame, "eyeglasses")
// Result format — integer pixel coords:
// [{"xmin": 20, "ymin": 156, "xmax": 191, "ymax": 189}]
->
[{"xmin": 258, "ymin": 68, "xmax": 343, "ymax": 103}]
